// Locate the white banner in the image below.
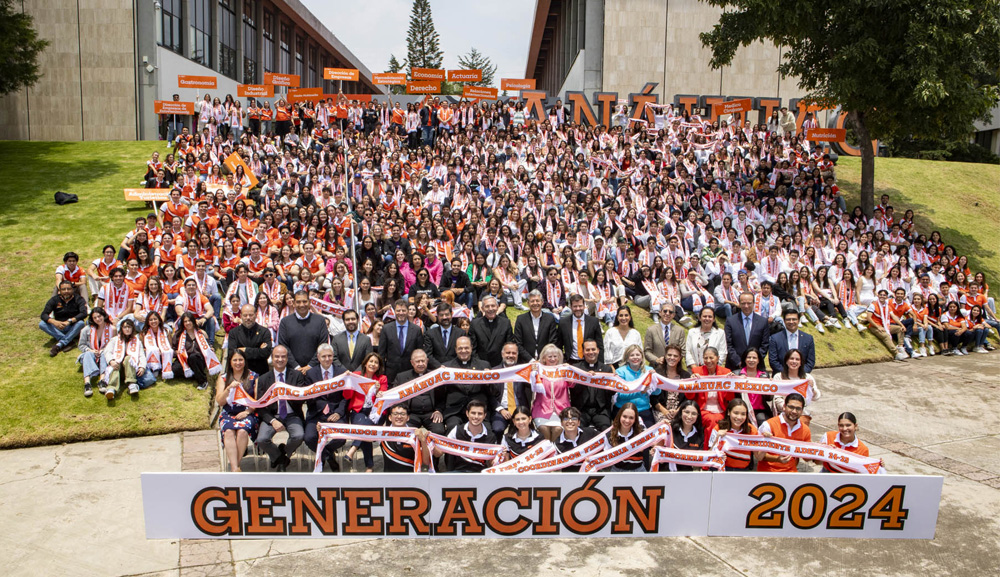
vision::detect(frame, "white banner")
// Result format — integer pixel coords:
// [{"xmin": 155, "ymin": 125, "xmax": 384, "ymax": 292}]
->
[{"xmin": 141, "ymin": 472, "xmax": 940, "ymax": 539}]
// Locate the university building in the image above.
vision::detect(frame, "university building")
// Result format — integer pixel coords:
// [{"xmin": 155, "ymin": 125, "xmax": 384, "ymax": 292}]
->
[{"xmin": 0, "ymin": 0, "xmax": 383, "ymax": 141}]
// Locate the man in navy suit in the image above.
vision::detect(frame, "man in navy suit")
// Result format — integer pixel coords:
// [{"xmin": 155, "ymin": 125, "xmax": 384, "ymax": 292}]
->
[
  {"xmin": 724, "ymin": 292, "xmax": 771, "ymax": 371},
  {"xmin": 769, "ymin": 309, "xmax": 816, "ymax": 374},
  {"xmin": 302, "ymin": 343, "xmax": 347, "ymax": 471},
  {"xmin": 378, "ymin": 299, "xmax": 424, "ymax": 383},
  {"xmin": 423, "ymin": 302, "xmax": 466, "ymax": 368}
]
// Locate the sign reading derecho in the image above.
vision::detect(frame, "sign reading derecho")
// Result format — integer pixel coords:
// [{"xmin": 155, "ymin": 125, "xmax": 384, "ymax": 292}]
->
[{"xmin": 142, "ymin": 472, "xmax": 941, "ymax": 539}]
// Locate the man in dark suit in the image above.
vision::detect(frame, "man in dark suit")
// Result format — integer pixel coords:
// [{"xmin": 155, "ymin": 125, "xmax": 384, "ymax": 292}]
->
[
  {"xmin": 514, "ymin": 290, "xmax": 560, "ymax": 362},
  {"xmin": 769, "ymin": 309, "xmax": 816, "ymax": 374},
  {"xmin": 331, "ymin": 309, "xmax": 372, "ymax": 372},
  {"xmin": 378, "ymin": 299, "xmax": 424, "ymax": 383},
  {"xmin": 441, "ymin": 336, "xmax": 493, "ymax": 431},
  {"xmin": 491, "ymin": 342, "xmax": 533, "ymax": 436},
  {"xmin": 253, "ymin": 345, "xmax": 307, "ymax": 471},
  {"xmin": 724, "ymin": 292, "xmax": 771, "ymax": 371},
  {"xmin": 302, "ymin": 343, "xmax": 347, "ymax": 471},
  {"xmin": 467, "ymin": 295, "xmax": 514, "ymax": 368},
  {"xmin": 394, "ymin": 349, "xmax": 445, "ymax": 436},
  {"xmin": 423, "ymin": 302, "xmax": 465, "ymax": 368},
  {"xmin": 227, "ymin": 305, "xmax": 273, "ymax": 375},
  {"xmin": 572, "ymin": 339, "xmax": 615, "ymax": 430},
  {"xmin": 559, "ymin": 294, "xmax": 604, "ymax": 364}
]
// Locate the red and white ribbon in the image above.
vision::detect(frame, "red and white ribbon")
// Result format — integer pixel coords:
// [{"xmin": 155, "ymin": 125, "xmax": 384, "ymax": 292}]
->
[
  {"xmin": 649, "ymin": 446, "xmax": 726, "ymax": 471},
  {"xmin": 227, "ymin": 373, "xmax": 374, "ymax": 409},
  {"xmin": 512, "ymin": 429, "xmax": 611, "ymax": 473},
  {"xmin": 648, "ymin": 374, "xmax": 813, "ymax": 405},
  {"xmin": 424, "ymin": 433, "xmax": 505, "ymax": 473},
  {"xmin": 581, "ymin": 421, "xmax": 672, "ymax": 473},
  {"xmin": 482, "ymin": 441, "xmax": 556, "ymax": 474},
  {"xmin": 720, "ymin": 433, "xmax": 885, "ymax": 474},
  {"xmin": 313, "ymin": 423, "xmax": 421, "ymax": 473}
]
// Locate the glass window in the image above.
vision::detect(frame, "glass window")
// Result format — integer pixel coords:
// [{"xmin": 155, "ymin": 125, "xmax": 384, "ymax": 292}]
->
[
  {"xmin": 295, "ymin": 37, "xmax": 304, "ymax": 78},
  {"xmin": 159, "ymin": 0, "xmax": 183, "ymax": 54},
  {"xmin": 218, "ymin": 0, "xmax": 237, "ymax": 79},
  {"xmin": 262, "ymin": 10, "xmax": 274, "ymax": 74},
  {"xmin": 188, "ymin": 0, "xmax": 212, "ymax": 67},
  {"xmin": 280, "ymin": 24, "xmax": 291, "ymax": 74},
  {"xmin": 308, "ymin": 46, "xmax": 317, "ymax": 87},
  {"xmin": 242, "ymin": 0, "xmax": 257, "ymax": 83}
]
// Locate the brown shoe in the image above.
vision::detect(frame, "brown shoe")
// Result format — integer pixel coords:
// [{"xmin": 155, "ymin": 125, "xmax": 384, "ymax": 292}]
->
[{"xmin": 49, "ymin": 345, "xmax": 61, "ymax": 357}]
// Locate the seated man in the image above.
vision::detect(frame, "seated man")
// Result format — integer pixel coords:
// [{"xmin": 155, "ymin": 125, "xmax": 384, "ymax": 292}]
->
[
  {"xmin": 382, "ymin": 404, "xmax": 420, "ymax": 472},
  {"xmin": 441, "ymin": 336, "xmax": 492, "ymax": 432},
  {"xmin": 40, "ymin": 281, "xmax": 88, "ymax": 356},
  {"xmin": 571, "ymin": 339, "xmax": 615, "ymax": 429},
  {"xmin": 430, "ymin": 399, "xmax": 496, "ymax": 473},
  {"xmin": 491, "ymin": 341, "xmax": 532, "ymax": 437},
  {"xmin": 55, "ymin": 251, "xmax": 88, "ymax": 299},
  {"xmin": 175, "ymin": 278, "xmax": 218, "ymax": 338},
  {"xmin": 303, "ymin": 344, "xmax": 347, "ymax": 472},
  {"xmin": 395, "ymin": 349, "xmax": 445, "ymax": 436},
  {"xmin": 254, "ymin": 346, "xmax": 306, "ymax": 472}
]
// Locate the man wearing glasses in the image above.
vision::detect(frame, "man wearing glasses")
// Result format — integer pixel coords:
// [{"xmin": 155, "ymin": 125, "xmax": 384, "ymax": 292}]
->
[{"xmin": 757, "ymin": 393, "xmax": 812, "ymax": 473}]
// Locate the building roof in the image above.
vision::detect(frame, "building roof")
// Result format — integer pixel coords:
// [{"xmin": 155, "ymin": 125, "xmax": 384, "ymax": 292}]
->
[{"xmin": 524, "ymin": 0, "xmax": 552, "ymax": 79}]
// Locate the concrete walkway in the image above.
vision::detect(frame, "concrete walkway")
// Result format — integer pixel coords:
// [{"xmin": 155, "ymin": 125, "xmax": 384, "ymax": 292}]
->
[{"xmin": 2, "ymin": 354, "xmax": 997, "ymax": 577}]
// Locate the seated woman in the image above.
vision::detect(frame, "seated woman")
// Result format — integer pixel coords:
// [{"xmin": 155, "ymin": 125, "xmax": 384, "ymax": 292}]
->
[
  {"xmin": 214, "ymin": 349, "xmax": 259, "ymax": 472},
  {"xmin": 651, "ymin": 344, "xmax": 690, "ymax": 422},
  {"xmin": 821, "ymin": 412, "xmax": 881, "ymax": 473},
  {"xmin": 142, "ymin": 311, "xmax": 174, "ymax": 380},
  {"xmin": 500, "ymin": 406, "xmax": 544, "ymax": 461},
  {"xmin": 553, "ymin": 407, "xmax": 599, "ymax": 472},
  {"xmin": 605, "ymin": 402, "xmax": 649, "ymax": 472},
  {"xmin": 532, "ymin": 344, "xmax": 575, "ymax": 442},
  {"xmin": 478, "ymin": 278, "xmax": 508, "ymax": 316},
  {"xmin": 171, "ymin": 311, "xmax": 222, "ymax": 390},
  {"xmin": 707, "ymin": 398, "xmax": 758, "ymax": 470},
  {"xmin": 102, "ymin": 319, "xmax": 154, "ymax": 399},
  {"xmin": 772, "ymin": 349, "xmax": 820, "ymax": 427},
  {"xmin": 686, "ymin": 346, "xmax": 734, "ymax": 432},
  {"xmin": 344, "ymin": 352, "xmax": 389, "ymax": 472},
  {"xmin": 78, "ymin": 307, "xmax": 115, "ymax": 398},
  {"xmin": 668, "ymin": 399, "xmax": 705, "ymax": 471},
  {"xmin": 740, "ymin": 348, "xmax": 772, "ymax": 424},
  {"xmin": 613, "ymin": 344, "xmax": 656, "ymax": 427}
]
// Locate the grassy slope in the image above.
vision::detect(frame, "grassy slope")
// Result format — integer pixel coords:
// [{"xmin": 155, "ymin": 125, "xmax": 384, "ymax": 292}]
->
[
  {"xmin": 0, "ymin": 144, "xmax": 994, "ymax": 448},
  {"xmin": 0, "ymin": 141, "xmax": 211, "ymax": 449}
]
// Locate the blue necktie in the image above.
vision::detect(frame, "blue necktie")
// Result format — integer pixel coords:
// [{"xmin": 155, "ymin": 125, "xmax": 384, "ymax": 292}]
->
[
  {"xmin": 442, "ymin": 328, "xmax": 449, "ymax": 348},
  {"xmin": 277, "ymin": 371, "xmax": 287, "ymax": 419},
  {"xmin": 398, "ymin": 324, "xmax": 406, "ymax": 354},
  {"xmin": 743, "ymin": 316, "xmax": 751, "ymax": 343}
]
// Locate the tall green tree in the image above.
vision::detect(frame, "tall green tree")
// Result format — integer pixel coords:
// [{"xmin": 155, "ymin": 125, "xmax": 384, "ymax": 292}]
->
[
  {"xmin": 405, "ymin": 0, "xmax": 443, "ymax": 77},
  {"xmin": 700, "ymin": 0, "xmax": 1000, "ymax": 216},
  {"xmin": 456, "ymin": 47, "xmax": 497, "ymax": 87},
  {"xmin": 0, "ymin": 0, "xmax": 49, "ymax": 96},
  {"xmin": 386, "ymin": 53, "xmax": 406, "ymax": 95}
]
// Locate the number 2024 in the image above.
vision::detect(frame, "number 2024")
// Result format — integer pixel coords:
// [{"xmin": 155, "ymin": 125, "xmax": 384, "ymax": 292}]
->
[{"xmin": 745, "ymin": 483, "xmax": 909, "ymax": 531}]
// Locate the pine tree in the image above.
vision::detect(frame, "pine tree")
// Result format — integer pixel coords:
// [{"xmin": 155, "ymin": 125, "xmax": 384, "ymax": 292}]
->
[
  {"xmin": 405, "ymin": 0, "xmax": 443, "ymax": 78},
  {"xmin": 0, "ymin": 0, "xmax": 49, "ymax": 96},
  {"xmin": 386, "ymin": 54, "xmax": 406, "ymax": 95},
  {"xmin": 456, "ymin": 47, "xmax": 497, "ymax": 87}
]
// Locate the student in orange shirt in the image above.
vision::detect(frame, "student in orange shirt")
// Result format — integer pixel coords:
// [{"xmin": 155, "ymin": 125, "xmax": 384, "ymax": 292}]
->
[
  {"xmin": 757, "ymin": 393, "xmax": 813, "ymax": 473},
  {"xmin": 821, "ymin": 412, "xmax": 882, "ymax": 473}
]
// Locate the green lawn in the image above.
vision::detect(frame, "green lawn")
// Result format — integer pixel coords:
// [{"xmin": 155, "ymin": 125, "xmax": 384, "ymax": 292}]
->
[
  {"xmin": 0, "ymin": 143, "xmax": 994, "ymax": 449},
  {"xmin": 0, "ymin": 141, "xmax": 212, "ymax": 449}
]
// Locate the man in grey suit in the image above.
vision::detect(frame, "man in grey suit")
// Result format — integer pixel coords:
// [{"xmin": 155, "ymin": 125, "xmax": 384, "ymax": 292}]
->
[
  {"xmin": 331, "ymin": 309, "xmax": 372, "ymax": 372},
  {"xmin": 724, "ymin": 292, "xmax": 771, "ymax": 371},
  {"xmin": 644, "ymin": 306, "xmax": 687, "ymax": 373}
]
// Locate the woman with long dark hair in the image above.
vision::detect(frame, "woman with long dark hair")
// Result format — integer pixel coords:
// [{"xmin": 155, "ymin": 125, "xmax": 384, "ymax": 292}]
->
[{"xmin": 215, "ymin": 349, "xmax": 259, "ymax": 472}]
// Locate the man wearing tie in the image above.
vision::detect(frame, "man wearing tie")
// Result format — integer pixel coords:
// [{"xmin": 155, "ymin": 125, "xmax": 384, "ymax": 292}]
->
[
  {"xmin": 253, "ymin": 345, "xmax": 306, "ymax": 472},
  {"xmin": 724, "ymin": 292, "xmax": 772, "ymax": 371},
  {"xmin": 394, "ymin": 349, "xmax": 445, "ymax": 436},
  {"xmin": 491, "ymin": 342, "xmax": 533, "ymax": 436},
  {"xmin": 378, "ymin": 299, "xmax": 423, "ymax": 383},
  {"xmin": 644, "ymin": 306, "xmax": 687, "ymax": 374},
  {"xmin": 331, "ymin": 309, "xmax": 372, "ymax": 372},
  {"xmin": 769, "ymin": 309, "xmax": 816, "ymax": 374},
  {"xmin": 514, "ymin": 290, "xmax": 559, "ymax": 362},
  {"xmin": 558, "ymin": 295, "xmax": 604, "ymax": 364},
  {"xmin": 303, "ymin": 344, "xmax": 347, "ymax": 472},
  {"xmin": 423, "ymin": 302, "xmax": 465, "ymax": 368}
]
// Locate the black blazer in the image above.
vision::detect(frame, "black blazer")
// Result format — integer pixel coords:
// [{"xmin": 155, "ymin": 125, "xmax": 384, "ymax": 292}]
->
[
  {"xmin": 254, "ymin": 367, "xmax": 306, "ymax": 424},
  {"xmin": 513, "ymin": 311, "xmax": 559, "ymax": 362},
  {"xmin": 467, "ymin": 314, "xmax": 514, "ymax": 368},
  {"xmin": 304, "ymin": 364, "xmax": 347, "ymax": 422},
  {"xmin": 491, "ymin": 362, "xmax": 533, "ymax": 413},
  {"xmin": 571, "ymin": 360, "xmax": 615, "ymax": 420},
  {"xmin": 423, "ymin": 324, "xmax": 466, "ymax": 368},
  {"xmin": 394, "ymin": 368, "xmax": 442, "ymax": 415},
  {"xmin": 378, "ymin": 320, "xmax": 424, "ymax": 383},
  {"xmin": 441, "ymin": 357, "xmax": 494, "ymax": 419},
  {"xmin": 331, "ymin": 331, "xmax": 372, "ymax": 372},
  {"xmin": 724, "ymin": 312, "xmax": 771, "ymax": 370},
  {"xmin": 558, "ymin": 314, "xmax": 605, "ymax": 364}
]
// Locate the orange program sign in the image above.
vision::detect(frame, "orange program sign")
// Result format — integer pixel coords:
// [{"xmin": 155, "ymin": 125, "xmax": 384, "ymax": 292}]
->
[
  {"xmin": 463, "ymin": 86, "xmax": 498, "ymax": 100},
  {"xmin": 237, "ymin": 84, "xmax": 274, "ymax": 98},
  {"xmin": 501, "ymin": 78, "xmax": 536, "ymax": 91},
  {"xmin": 223, "ymin": 153, "xmax": 260, "ymax": 188},
  {"xmin": 287, "ymin": 87, "xmax": 324, "ymax": 103},
  {"xmin": 154, "ymin": 101, "xmax": 195, "ymax": 115},
  {"xmin": 264, "ymin": 72, "xmax": 301, "ymax": 87},
  {"xmin": 178, "ymin": 75, "xmax": 217, "ymax": 89},
  {"xmin": 806, "ymin": 128, "xmax": 847, "ymax": 141},
  {"xmin": 372, "ymin": 73, "xmax": 406, "ymax": 85},
  {"xmin": 124, "ymin": 189, "xmax": 170, "ymax": 202},
  {"xmin": 448, "ymin": 69, "xmax": 483, "ymax": 82},
  {"xmin": 719, "ymin": 98, "xmax": 752, "ymax": 115},
  {"xmin": 407, "ymin": 81, "xmax": 441, "ymax": 94},
  {"xmin": 324, "ymin": 68, "xmax": 359, "ymax": 81},
  {"xmin": 412, "ymin": 68, "xmax": 446, "ymax": 81}
]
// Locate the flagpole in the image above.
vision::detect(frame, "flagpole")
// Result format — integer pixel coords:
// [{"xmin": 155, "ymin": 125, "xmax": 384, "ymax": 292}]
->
[{"xmin": 340, "ymin": 90, "xmax": 360, "ymax": 316}]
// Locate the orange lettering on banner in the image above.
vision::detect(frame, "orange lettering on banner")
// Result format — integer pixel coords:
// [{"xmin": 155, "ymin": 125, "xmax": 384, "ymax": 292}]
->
[
  {"xmin": 611, "ymin": 487, "xmax": 664, "ymax": 534},
  {"xmin": 720, "ymin": 98, "xmax": 753, "ymax": 116},
  {"xmin": 675, "ymin": 95, "xmax": 699, "ymax": 114},
  {"xmin": 412, "ymin": 68, "xmax": 446, "ymax": 81},
  {"xmin": 566, "ymin": 92, "xmax": 598, "ymax": 126},
  {"xmin": 237, "ymin": 84, "xmax": 274, "ymax": 98},
  {"xmin": 629, "ymin": 83, "xmax": 659, "ymax": 125},
  {"xmin": 223, "ymin": 152, "xmax": 260, "ymax": 188},
  {"xmin": 264, "ymin": 72, "xmax": 301, "ymax": 87},
  {"xmin": 191, "ymin": 488, "xmax": 242, "ymax": 536},
  {"xmin": 386, "ymin": 489, "xmax": 432, "ymax": 536},
  {"xmin": 560, "ymin": 477, "xmax": 612, "ymax": 535},
  {"xmin": 124, "ymin": 188, "xmax": 170, "ymax": 202},
  {"xmin": 287, "ymin": 488, "xmax": 339, "ymax": 536},
  {"xmin": 323, "ymin": 67, "xmax": 359, "ymax": 81},
  {"xmin": 243, "ymin": 488, "xmax": 287, "ymax": 536},
  {"xmin": 287, "ymin": 87, "xmax": 323, "ymax": 103},
  {"xmin": 342, "ymin": 489, "xmax": 385, "ymax": 535},
  {"xmin": 757, "ymin": 98, "xmax": 781, "ymax": 124},
  {"xmin": 520, "ymin": 90, "xmax": 548, "ymax": 124},
  {"xmin": 154, "ymin": 101, "xmax": 195, "ymax": 115},
  {"xmin": 806, "ymin": 128, "xmax": 847, "ymax": 142},
  {"xmin": 406, "ymin": 81, "xmax": 441, "ymax": 94},
  {"xmin": 533, "ymin": 488, "xmax": 562, "ymax": 534},
  {"xmin": 463, "ymin": 85, "xmax": 498, "ymax": 100},
  {"xmin": 704, "ymin": 96, "xmax": 726, "ymax": 123},
  {"xmin": 501, "ymin": 78, "xmax": 536, "ymax": 91},
  {"xmin": 178, "ymin": 75, "xmax": 217, "ymax": 89},
  {"xmin": 595, "ymin": 92, "xmax": 618, "ymax": 129},
  {"xmin": 372, "ymin": 73, "xmax": 406, "ymax": 85},
  {"xmin": 483, "ymin": 488, "xmax": 533, "ymax": 536},
  {"xmin": 448, "ymin": 69, "xmax": 483, "ymax": 82},
  {"xmin": 435, "ymin": 489, "xmax": 485, "ymax": 536}
]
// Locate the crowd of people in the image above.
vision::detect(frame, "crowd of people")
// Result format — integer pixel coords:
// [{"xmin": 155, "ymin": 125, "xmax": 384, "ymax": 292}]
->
[{"xmin": 39, "ymin": 87, "xmax": 999, "ymax": 473}]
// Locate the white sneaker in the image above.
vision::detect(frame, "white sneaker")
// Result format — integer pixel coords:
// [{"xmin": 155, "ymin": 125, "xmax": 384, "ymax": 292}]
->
[
  {"xmin": 816, "ymin": 322, "xmax": 826, "ymax": 334},
  {"xmin": 974, "ymin": 346, "xmax": 988, "ymax": 354},
  {"xmin": 895, "ymin": 352, "xmax": 909, "ymax": 361},
  {"xmin": 857, "ymin": 323, "xmax": 867, "ymax": 333},
  {"xmin": 98, "ymin": 383, "xmax": 107, "ymax": 395},
  {"xmin": 128, "ymin": 383, "xmax": 140, "ymax": 394},
  {"xmin": 960, "ymin": 347, "xmax": 969, "ymax": 355},
  {"xmin": 833, "ymin": 320, "xmax": 844, "ymax": 329},
  {"xmin": 920, "ymin": 345, "xmax": 928, "ymax": 357},
  {"xmin": 928, "ymin": 344, "xmax": 936, "ymax": 356}
]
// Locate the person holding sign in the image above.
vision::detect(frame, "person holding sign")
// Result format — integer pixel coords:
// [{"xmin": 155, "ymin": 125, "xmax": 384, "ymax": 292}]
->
[{"xmin": 820, "ymin": 412, "xmax": 881, "ymax": 473}]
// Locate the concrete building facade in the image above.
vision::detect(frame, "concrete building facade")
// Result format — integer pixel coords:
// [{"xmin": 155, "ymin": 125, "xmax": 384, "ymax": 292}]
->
[{"xmin": 0, "ymin": 0, "xmax": 383, "ymax": 142}]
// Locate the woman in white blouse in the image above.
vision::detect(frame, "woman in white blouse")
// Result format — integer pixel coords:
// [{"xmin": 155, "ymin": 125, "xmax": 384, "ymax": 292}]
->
[
  {"xmin": 684, "ymin": 307, "xmax": 727, "ymax": 368},
  {"xmin": 603, "ymin": 305, "xmax": 642, "ymax": 368}
]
